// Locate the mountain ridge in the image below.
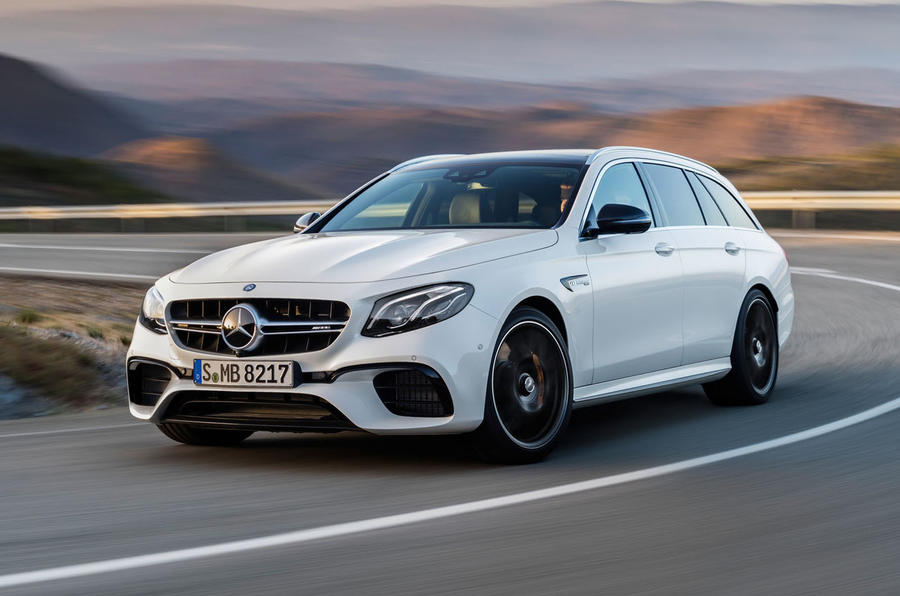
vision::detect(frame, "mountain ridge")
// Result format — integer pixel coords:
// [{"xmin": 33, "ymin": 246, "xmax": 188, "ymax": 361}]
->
[
  {"xmin": 206, "ymin": 96, "xmax": 900, "ymax": 194},
  {"xmin": 76, "ymin": 61, "xmax": 900, "ymax": 135},
  {"xmin": 103, "ymin": 136, "xmax": 325, "ymax": 202},
  {"xmin": 0, "ymin": 54, "xmax": 145, "ymax": 156}
]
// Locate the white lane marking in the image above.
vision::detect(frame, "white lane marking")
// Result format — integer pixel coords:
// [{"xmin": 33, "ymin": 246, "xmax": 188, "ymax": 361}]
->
[
  {"xmin": 1, "ymin": 396, "xmax": 899, "ymax": 589},
  {"xmin": 0, "ymin": 423, "xmax": 142, "ymax": 440},
  {"xmin": 0, "ymin": 243, "xmax": 210, "ymax": 254},
  {"xmin": 773, "ymin": 231, "xmax": 900, "ymax": 243},
  {"xmin": 792, "ymin": 268, "xmax": 900, "ymax": 293},
  {"xmin": 0, "ymin": 262, "xmax": 896, "ymax": 588},
  {"xmin": 790, "ymin": 266, "xmax": 835, "ymax": 275},
  {"xmin": 0, "ymin": 267, "xmax": 156, "ymax": 281}
]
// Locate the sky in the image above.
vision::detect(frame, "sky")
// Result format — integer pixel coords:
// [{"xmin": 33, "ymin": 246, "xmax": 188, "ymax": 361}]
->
[{"xmin": 1, "ymin": 0, "xmax": 896, "ymax": 15}]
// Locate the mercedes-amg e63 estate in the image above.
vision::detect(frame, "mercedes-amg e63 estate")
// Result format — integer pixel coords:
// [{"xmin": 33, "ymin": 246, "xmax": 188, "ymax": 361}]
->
[{"xmin": 127, "ymin": 147, "xmax": 793, "ymax": 462}]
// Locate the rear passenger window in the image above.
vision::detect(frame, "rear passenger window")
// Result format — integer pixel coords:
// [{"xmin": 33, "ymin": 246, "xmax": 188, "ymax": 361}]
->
[
  {"xmin": 642, "ymin": 164, "xmax": 704, "ymax": 227},
  {"xmin": 699, "ymin": 175, "xmax": 758, "ymax": 229},
  {"xmin": 589, "ymin": 162, "xmax": 654, "ymax": 224},
  {"xmin": 686, "ymin": 171, "xmax": 728, "ymax": 227}
]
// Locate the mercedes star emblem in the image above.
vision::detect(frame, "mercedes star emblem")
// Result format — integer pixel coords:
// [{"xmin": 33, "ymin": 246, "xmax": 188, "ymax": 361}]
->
[{"xmin": 221, "ymin": 304, "xmax": 261, "ymax": 351}]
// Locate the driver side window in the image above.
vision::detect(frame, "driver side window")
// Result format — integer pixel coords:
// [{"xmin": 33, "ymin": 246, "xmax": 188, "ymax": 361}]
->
[{"xmin": 588, "ymin": 163, "xmax": 654, "ymax": 230}]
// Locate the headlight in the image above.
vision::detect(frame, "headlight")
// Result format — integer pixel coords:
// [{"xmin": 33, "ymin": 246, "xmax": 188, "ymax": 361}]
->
[
  {"xmin": 139, "ymin": 286, "xmax": 167, "ymax": 334},
  {"xmin": 363, "ymin": 283, "xmax": 474, "ymax": 337}
]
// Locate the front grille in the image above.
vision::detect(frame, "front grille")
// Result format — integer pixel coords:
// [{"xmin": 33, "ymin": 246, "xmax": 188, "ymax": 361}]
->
[
  {"xmin": 127, "ymin": 361, "xmax": 172, "ymax": 406},
  {"xmin": 373, "ymin": 369, "xmax": 453, "ymax": 417},
  {"xmin": 168, "ymin": 298, "xmax": 350, "ymax": 356},
  {"xmin": 161, "ymin": 390, "xmax": 354, "ymax": 432}
]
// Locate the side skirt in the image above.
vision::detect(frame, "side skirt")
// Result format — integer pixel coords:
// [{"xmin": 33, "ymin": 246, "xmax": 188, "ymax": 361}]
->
[{"xmin": 573, "ymin": 358, "xmax": 731, "ymax": 408}]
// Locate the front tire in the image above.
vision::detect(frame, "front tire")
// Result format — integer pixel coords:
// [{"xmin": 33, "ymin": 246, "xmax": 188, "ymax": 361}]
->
[
  {"xmin": 704, "ymin": 289, "xmax": 779, "ymax": 406},
  {"xmin": 473, "ymin": 307, "xmax": 573, "ymax": 464},
  {"xmin": 157, "ymin": 422, "xmax": 252, "ymax": 446}
]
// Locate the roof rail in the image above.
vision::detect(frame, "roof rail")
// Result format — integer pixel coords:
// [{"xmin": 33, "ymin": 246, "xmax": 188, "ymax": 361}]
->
[
  {"xmin": 588, "ymin": 146, "xmax": 718, "ymax": 173},
  {"xmin": 388, "ymin": 154, "xmax": 465, "ymax": 173}
]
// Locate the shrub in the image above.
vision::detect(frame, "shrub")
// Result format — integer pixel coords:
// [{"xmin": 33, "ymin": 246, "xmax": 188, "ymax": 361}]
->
[{"xmin": 16, "ymin": 308, "xmax": 42, "ymax": 324}]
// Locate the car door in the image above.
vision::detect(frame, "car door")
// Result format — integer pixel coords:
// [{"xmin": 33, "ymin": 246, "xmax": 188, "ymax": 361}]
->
[
  {"xmin": 580, "ymin": 162, "xmax": 684, "ymax": 384},
  {"xmin": 641, "ymin": 163, "xmax": 747, "ymax": 365}
]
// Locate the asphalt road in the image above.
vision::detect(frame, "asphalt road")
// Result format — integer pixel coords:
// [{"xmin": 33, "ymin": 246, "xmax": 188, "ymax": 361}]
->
[
  {"xmin": 0, "ymin": 233, "xmax": 272, "ymax": 282},
  {"xmin": 0, "ymin": 231, "xmax": 899, "ymax": 594}
]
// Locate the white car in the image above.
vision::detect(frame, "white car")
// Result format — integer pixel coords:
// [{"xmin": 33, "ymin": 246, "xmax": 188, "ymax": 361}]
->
[{"xmin": 127, "ymin": 147, "xmax": 793, "ymax": 463}]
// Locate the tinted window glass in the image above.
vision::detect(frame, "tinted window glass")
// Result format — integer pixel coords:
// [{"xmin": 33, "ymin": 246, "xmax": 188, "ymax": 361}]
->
[
  {"xmin": 685, "ymin": 171, "xmax": 727, "ymax": 227},
  {"xmin": 318, "ymin": 163, "xmax": 583, "ymax": 231},
  {"xmin": 347, "ymin": 181, "xmax": 421, "ymax": 229},
  {"xmin": 643, "ymin": 164, "xmax": 705, "ymax": 227},
  {"xmin": 588, "ymin": 163, "xmax": 653, "ymax": 226},
  {"xmin": 699, "ymin": 175, "xmax": 758, "ymax": 229}
]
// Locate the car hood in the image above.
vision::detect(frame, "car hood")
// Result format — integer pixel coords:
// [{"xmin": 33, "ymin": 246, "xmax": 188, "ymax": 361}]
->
[{"xmin": 170, "ymin": 228, "xmax": 558, "ymax": 284}]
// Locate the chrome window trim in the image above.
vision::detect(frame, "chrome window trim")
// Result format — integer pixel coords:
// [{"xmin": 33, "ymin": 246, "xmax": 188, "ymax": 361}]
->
[
  {"xmin": 587, "ymin": 146, "xmax": 718, "ymax": 175},
  {"xmin": 578, "ymin": 154, "xmax": 763, "ymax": 237}
]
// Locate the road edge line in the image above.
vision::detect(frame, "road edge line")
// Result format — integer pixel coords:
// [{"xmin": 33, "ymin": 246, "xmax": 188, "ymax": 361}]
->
[{"xmin": 1, "ymin": 396, "xmax": 899, "ymax": 589}]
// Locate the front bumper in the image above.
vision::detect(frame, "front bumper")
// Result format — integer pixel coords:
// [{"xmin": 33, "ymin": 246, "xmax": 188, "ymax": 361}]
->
[{"xmin": 126, "ymin": 290, "xmax": 498, "ymax": 435}]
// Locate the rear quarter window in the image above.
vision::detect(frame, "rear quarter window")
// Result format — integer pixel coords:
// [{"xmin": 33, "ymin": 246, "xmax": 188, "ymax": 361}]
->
[
  {"xmin": 699, "ymin": 175, "xmax": 758, "ymax": 230},
  {"xmin": 686, "ymin": 171, "xmax": 728, "ymax": 227}
]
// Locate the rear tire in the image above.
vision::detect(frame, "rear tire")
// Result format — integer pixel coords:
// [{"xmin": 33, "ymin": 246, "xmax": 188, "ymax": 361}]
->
[
  {"xmin": 157, "ymin": 423, "xmax": 252, "ymax": 446},
  {"xmin": 704, "ymin": 289, "xmax": 778, "ymax": 406},
  {"xmin": 473, "ymin": 307, "xmax": 573, "ymax": 464}
]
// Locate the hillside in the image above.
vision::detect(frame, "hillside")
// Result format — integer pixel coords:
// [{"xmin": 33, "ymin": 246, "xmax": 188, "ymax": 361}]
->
[
  {"xmin": 81, "ymin": 61, "xmax": 900, "ymax": 127},
  {"xmin": 604, "ymin": 97, "xmax": 900, "ymax": 163},
  {"xmin": 720, "ymin": 145, "xmax": 900, "ymax": 192},
  {"xmin": 0, "ymin": 54, "xmax": 145, "ymax": 156},
  {"xmin": 104, "ymin": 137, "xmax": 324, "ymax": 202},
  {"xmin": 208, "ymin": 97, "xmax": 900, "ymax": 195},
  {"xmin": 0, "ymin": 146, "xmax": 170, "ymax": 207}
]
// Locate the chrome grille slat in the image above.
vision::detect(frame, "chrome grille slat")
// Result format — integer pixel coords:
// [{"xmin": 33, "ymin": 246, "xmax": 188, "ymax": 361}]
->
[
  {"xmin": 169, "ymin": 319, "xmax": 221, "ymax": 327},
  {"xmin": 260, "ymin": 329, "xmax": 342, "ymax": 336},
  {"xmin": 174, "ymin": 327, "xmax": 221, "ymax": 335},
  {"xmin": 168, "ymin": 298, "xmax": 350, "ymax": 356},
  {"xmin": 262, "ymin": 320, "xmax": 348, "ymax": 327}
]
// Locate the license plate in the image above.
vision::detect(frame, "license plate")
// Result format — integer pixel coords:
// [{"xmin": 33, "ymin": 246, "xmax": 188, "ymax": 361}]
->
[{"xmin": 193, "ymin": 360, "xmax": 296, "ymax": 388}]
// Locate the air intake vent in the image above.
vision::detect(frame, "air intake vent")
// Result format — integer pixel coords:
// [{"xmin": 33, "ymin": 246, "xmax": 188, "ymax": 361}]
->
[
  {"xmin": 161, "ymin": 391, "xmax": 354, "ymax": 433},
  {"xmin": 127, "ymin": 361, "xmax": 172, "ymax": 407},
  {"xmin": 373, "ymin": 368, "xmax": 453, "ymax": 417}
]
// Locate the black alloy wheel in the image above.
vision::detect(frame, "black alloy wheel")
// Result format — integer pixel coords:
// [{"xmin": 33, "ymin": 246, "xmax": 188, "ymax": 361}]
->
[
  {"xmin": 745, "ymin": 297, "xmax": 777, "ymax": 394},
  {"xmin": 704, "ymin": 289, "xmax": 779, "ymax": 406},
  {"xmin": 474, "ymin": 307, "xmax": 573, "ymax": 463}
]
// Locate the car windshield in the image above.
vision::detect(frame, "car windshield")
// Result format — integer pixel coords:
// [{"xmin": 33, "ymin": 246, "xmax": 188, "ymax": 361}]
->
[{"xmin": 316, "ymin": 162, "xmax": 584, "ymax": 232}]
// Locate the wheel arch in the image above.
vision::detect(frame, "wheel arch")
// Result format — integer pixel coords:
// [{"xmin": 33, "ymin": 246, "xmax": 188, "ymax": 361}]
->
[
  {"xmin": 744, "ymin": 282, "xmax": 780, "ymax": 341},
  {"xmin": 513, "ymin": 295, "xmax": 568, "ymax": 345},
  {"xmin": 748, "ymin": 281, "xmax": 779, "ymax": 313}
]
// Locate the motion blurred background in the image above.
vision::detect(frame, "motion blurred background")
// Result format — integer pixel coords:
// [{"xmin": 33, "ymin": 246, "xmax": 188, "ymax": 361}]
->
[
  {"xmin": 2, "ymin": 0, "xmax": 900, "ymax": 207},
  {"xmin": 2, "ymin": 6, "xmax": 900, "ymax": 595},
  {"xmin": 0, "ymin": 0, "xmax": 898, "ymax": 414}
]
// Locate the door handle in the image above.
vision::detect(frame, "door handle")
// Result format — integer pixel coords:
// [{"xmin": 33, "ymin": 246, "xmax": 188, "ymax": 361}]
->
[
  {"xmin": 654, "ymin": 242, "xmax": 675, "ymax": 257},
  {"xmin": 724, "ymin": 242, "xmax": 741, "ymax": 256}
]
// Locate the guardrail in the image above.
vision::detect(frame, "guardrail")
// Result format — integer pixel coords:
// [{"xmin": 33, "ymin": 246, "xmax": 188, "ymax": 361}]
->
[
  {"xmin": 0, "ymin": 200, "xmax": 338, "ymax": 221},
  {"xmin": 0, "ymin": 192, "xmax": 898, "ymax": 231},
  {"xmin": 743, "ymin": 191, "xmax": 900, "ymax": 211}
]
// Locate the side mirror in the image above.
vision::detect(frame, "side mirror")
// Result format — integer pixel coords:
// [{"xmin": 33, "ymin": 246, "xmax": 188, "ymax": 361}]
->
[
  {"xmin": 293, "ymin": 212, "xmax": 321, "ymax": 233},
  {"xmin": 593, "ymin": 203, "xmax": 652, "ymax": 236}
]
